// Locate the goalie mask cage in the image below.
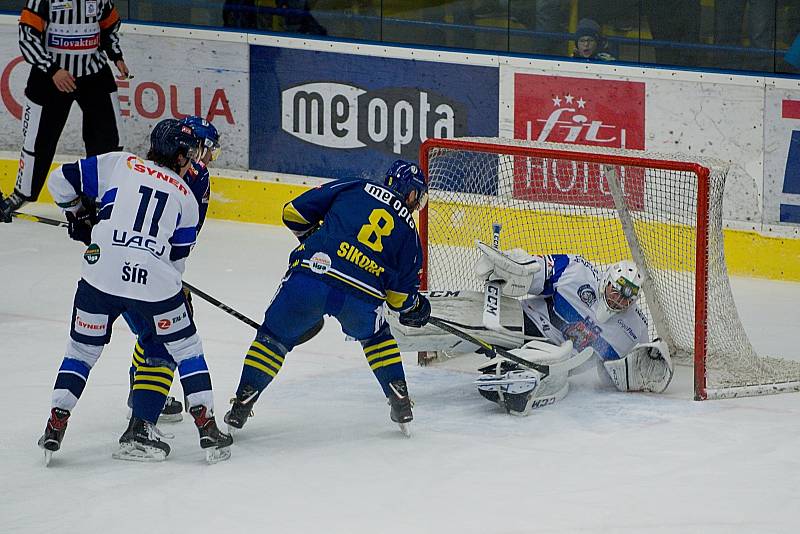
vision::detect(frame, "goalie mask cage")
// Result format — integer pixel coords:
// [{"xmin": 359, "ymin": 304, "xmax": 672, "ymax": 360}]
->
[{"xmin": 419, "ymin": 137, "xmax": 800, "ymax": 400}]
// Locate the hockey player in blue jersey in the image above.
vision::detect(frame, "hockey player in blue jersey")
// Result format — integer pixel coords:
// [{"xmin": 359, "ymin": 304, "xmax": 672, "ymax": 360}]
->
[
  {"xmin": 123, "ymin": 115, "xmax": 219, "ymax": 423},
  {"xmin": 37, "ymin": 118, "xmax": 232, "ymax": 465},
  {"xmin": 391, "ymin": 244, "xmax": 674, "ymax": 416},
  {"xmin": 224, "ymin": 160, "xmax": 431, "ymax": 436}
]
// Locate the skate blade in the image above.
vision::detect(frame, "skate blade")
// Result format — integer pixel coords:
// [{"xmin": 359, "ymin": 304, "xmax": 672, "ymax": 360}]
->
[
  {"xmin": 112, "ymin": 443, "xmax": 168, "ymax": 462},
  {"xmin": 157, "ymin": 413, "xmax": 184, "ymax": 423},
  {"xmin": 398, "ymin": 422, "xmax": 412, "ymax": 438},
  {"xmin": 205, "ymin": 446, "xmax": 231, "ymax": 464},
  {"xmin": 43, "ymin": 449, "xmax": 53, "ymax": 466}
]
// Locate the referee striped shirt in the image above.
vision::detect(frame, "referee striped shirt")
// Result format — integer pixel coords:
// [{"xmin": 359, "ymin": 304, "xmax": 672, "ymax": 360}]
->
[{"xmin": 19, "ymin": 0, "xmax": 123, "ymax": 78}]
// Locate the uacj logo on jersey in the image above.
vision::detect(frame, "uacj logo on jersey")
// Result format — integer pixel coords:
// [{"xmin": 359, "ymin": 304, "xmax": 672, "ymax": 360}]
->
[
  {"xmin": 84, "ymin": 243, "xmax": 100, "ymax": 264},
  {"xmin": 512, "ymin": 74, "xmax": 646, "ymax": 210},
  {"xmin": 281, "ymin": 83, "xmax": 467, "ymax": 159}
]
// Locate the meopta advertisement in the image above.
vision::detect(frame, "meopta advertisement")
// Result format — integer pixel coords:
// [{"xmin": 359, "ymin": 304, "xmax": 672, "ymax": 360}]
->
[
  {"xmin": 249, "ymin": 45, "xmax": 499, "ymax": 179},
  {"xmin": 0, "ymin": 25, "xmax": 249, "ymax": 170}
]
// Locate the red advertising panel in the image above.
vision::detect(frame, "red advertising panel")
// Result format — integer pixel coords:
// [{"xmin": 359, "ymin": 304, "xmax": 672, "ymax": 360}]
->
[{"xmin": 513, "ymin": 73, "xmax": 646, "ymax": 209}]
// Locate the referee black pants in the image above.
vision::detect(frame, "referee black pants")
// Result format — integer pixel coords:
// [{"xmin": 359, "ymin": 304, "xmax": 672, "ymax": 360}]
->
[{"xmin": 15, "ymin": 64, "xmax": 122, "ymax": 201}]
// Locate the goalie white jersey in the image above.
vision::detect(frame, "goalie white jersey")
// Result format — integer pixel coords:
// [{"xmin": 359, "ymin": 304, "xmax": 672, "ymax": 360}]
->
[
  {"xmin": 522, "ymin": 254, "xmax": 648, "ymax": 361},
  {"xmin": 48, "ymin": 152, "xmax": 199, "ymax": 302}
]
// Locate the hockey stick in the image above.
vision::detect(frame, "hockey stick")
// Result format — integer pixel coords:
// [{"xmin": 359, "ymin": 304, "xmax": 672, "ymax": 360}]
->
[
  {"xmin": 482, "ymin": 223, "xmax": 503, "ymax": 329},
  {"xmin": 428, "ymin": 316, "xmax": 594, "ymax": 376},
  {"xmin": 12, "ymin": 211, "xmax": 68, "ymax": 227},
  {"xmin": 182, "ymin": 281, "xmax": 262, "ymax": 329},
  {"xmin": 182, "ymin": 281, "xmax": 324, "ymax": 345}
]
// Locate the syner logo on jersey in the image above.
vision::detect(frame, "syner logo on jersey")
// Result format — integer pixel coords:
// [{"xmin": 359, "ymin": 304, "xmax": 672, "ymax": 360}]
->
[
  {"xmin": 281, "ymin": 83, "xmax": 466, "ymax": 159},
  {"xmin": 512, "ymin": 74, "xmax": 646, "ymax": 210}
]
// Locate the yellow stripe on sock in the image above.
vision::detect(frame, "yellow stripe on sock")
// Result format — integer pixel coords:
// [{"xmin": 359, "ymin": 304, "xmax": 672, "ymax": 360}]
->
[
  {"xmin": 132, "ymin": 383, "xmax": 170, "ymax": 396},
  {"xmin": 370, "ymin": 356, "xmax": 403, "ymax": 370},
  {"xmin": 363, "ymin": 339, "xmax": 397, "ymax": 355},
  {"xmin": 244, "ymin": 358, "xmax": 277, "ymax": 378},
  {"xmin": 366, "ymin": 348, "xmax": 400, "ymax": 363},
  {"xmin": 251, "ymin": 341, "xmax": 285, "ymax": 364},
  {"xmin": 246, "ymin": 350, "xmax": 282, "ymax": 373},
  {"xmin": 134, "ymin": 374, "xmax": 173, "ymax": 387},
  {"xmin": 138, "ymin": 366, "xmax": 174, "ymax": 377}
]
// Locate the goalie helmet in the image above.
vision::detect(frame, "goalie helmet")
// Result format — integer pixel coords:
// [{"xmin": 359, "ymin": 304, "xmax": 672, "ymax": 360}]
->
[
  {"xmin": 384, "ymin": 160, "xmax": 428, "ymax": 210},
  {"xmin": 179, "ymin": 116, "xmax": 221, "ymax": 162},
  {"xmin": 596, "ymin": 260, "xmax": 642, "ymax": 323}
]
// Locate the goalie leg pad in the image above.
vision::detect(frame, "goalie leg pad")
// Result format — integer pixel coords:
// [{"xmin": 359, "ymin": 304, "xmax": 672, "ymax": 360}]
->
[{"xmin": 476, "ymin": 367, "xmax": 568, "ymax": 416}]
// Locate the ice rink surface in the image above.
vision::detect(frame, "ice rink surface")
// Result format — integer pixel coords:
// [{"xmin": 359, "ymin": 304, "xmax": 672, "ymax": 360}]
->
[{"xmin": 2, "ymin": 205, "xmax": 799, "ymax": 534}]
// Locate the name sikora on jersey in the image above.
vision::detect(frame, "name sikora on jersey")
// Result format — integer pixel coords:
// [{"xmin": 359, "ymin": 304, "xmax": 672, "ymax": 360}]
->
[{"xmin": 281, "ymin": 82, "xmax": 466, "ymax": 157}]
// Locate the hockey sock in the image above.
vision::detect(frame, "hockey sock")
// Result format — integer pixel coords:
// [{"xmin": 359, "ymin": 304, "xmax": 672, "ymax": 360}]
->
[
  {"xmin": 239, "ymin": 334, "xmax": 287, "ymax": 393},
  {"xmin": 361, "ymin": 333, "xmax": 405, "ymax": 397},
  {"xmin": 177, "ymin": 355, "xmax": 213, "ymax": 410},
  {"xmin": 128, "ymin": 341, "xmax": 145, "ymax": 407},
  {"xmin": 131, "ymin": 363, "xmax": 175, "ymax": 423},
  {"xmin": 52, "ymin": 357, "xmax": 92, "ymax": 411}
]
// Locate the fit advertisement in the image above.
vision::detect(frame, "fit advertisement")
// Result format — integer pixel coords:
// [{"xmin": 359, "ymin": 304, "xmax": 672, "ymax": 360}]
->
[
  {"xmin": 512, "ymin": 73, "xmax": 646, "ymax": 210},
  {"xmin": 249, "ymin": 46, "xmax": 499, "ymax": 179}
]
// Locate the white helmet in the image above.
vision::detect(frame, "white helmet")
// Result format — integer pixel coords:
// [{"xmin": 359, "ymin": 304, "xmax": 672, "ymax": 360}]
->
[{"xmin": 596, "ymin": 260, "xmax": 643, "ymax": 323}]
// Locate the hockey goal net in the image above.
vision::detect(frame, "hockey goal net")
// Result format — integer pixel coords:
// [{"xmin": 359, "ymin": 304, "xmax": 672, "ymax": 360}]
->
[{"xmin": 419, "ymin": 137, "xmax": 800, "ymax": 400}]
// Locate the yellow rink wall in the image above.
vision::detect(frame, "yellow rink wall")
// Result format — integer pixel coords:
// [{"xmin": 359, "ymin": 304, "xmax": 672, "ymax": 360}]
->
[{"xmin": 3, "ymin": 159, "xmax": 800, "ymax": 281}]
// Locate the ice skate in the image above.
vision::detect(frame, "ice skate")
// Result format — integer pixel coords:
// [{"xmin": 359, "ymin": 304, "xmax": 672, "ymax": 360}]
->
[
  {"xmin": 388, "ymin": 379, "xmax": 413, "ymax": 437},
  {"xmin": 158, "ymin": 396, "xmax": 184, "ymax": 423},
  {"xmin": 37, "ymin": 408, "xmax": 70, "ymax": 466},
  {"xmin": 112, "ymin": 416, "xmax": 171, "ymax": 462},
  {"xmin": 190, "ymin": 405, "xmax": 233, "ymax": 464},
  {"xmin": 224, "ymin": 385, "xmax": 259, "ymax": 433},
  {"xmin": 0, "ymin": 190, "xmax": 26, "ymax": 223}
]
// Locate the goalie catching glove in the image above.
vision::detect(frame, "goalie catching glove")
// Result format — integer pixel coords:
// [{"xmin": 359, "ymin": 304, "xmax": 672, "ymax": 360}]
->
[
  {"xmin": 601, "ymin": 339, "xmax": 674, "ymax": 393},
  {"xmin": 474, "ymin": 241, "xmax": 541, "ymax": 297}
]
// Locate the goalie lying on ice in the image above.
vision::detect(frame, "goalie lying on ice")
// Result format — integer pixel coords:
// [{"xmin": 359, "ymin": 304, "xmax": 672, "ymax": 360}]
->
[{"xmin": 388, "ymin": 244, "xmax": 674, "ymax": 416}]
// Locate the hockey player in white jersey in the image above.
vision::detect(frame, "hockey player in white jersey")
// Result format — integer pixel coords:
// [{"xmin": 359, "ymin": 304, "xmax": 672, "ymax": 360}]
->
[
  {"xmin": 391, "ymin": 242, "xmax": 673, "ymax": 416},
  {"xmin": 37, "ymin": 119, "xmax": 232, "ymax": 465}
]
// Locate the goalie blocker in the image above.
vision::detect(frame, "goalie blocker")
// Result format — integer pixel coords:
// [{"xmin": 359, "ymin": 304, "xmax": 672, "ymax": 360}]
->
[{"xmin": 388, "ymin": 291, "xmax": 674, "ymax": 415}]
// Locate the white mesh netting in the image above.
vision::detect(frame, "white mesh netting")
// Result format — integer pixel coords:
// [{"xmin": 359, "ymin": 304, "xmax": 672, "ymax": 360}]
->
[{"xmin": 422, "ymin": 137, "xmax": 800, "ymax": 399}]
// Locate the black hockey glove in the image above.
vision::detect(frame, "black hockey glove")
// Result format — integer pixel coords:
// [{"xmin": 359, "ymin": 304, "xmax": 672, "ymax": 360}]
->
[
  {"xmin": 66, "ymin": 201, "xmax": 97, "ymax": 246},
  {"xmin": 398, "ymin": 294, "xmax": 431, "ymax": 328}
]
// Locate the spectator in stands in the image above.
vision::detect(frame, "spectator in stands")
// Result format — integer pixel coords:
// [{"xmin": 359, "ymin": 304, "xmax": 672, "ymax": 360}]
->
[
  {"xmin": 223, "ymin": 0, "xmax": 257, "ymax": 29},
  {"xmin": 533, "ymin": 0, "xmax": 571, "ymax": 56},
  {"xmin": 223, "ymin": 0, "xmax": 326, "ymax": 36},
  {"xmin": 643, "ymin": 0, "xmax": 701, "ymax": 67},
  {"xmin": 714, "ymin": 0, "xmax": 775, "ymax": 71},
  {"xmin": 572, "ymin": 19, "xmax": 615, "ymax": 61}
]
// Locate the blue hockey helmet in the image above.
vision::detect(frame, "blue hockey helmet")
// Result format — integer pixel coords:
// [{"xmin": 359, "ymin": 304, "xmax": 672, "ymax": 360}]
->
[
  {"xmin": 384, "ymin": 160, "xmax": 428, "ymax": 210},
  {"xmin": 179, "ymin": 116, "xmax": 221, "ymax": 161},
  {"xmin": 148, "ymin": 118, "xmax": 202, "ymax": 172}
]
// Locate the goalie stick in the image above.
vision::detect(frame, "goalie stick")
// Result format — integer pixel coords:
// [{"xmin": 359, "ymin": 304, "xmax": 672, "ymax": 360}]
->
[
  {"xmin": 428, "ymin": 316, "xmax": 593, "ymax": 377},
  {"xmin": 482, "ymin": 223, "xmax": 503, "ymax": 330}
]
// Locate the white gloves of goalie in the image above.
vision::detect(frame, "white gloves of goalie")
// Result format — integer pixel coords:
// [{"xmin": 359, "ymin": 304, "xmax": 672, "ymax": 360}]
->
[
  {"xmin": 474, "ymin": 241, "xmax": 541, "ymax": 297},
  {"xmin": 601, "ymin": 339, "xmax": 674, "ymax": 393}
]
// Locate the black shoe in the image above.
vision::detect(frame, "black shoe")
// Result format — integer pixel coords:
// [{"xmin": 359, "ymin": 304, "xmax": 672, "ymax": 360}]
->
[
  {"xmin": 388, "ymin": 379, "xmax": 413, "ymax": 424},
  {"xmin": 159, "ymin": 396, "xmax": 184, "ymax": 423},
  {"xmin": 0, "ymin": 191, "xmax": 27, "ymax": 223},
  {"xmin": 113, "ymin": 416, "xmax": 171, "ymax": 461},
  {"xmin": 37, "ymin": 407, "xmax": 70, "ymax": 452},
  {"xmin": 224, "ymin": 385, "xmax": 259, "ymax": 431}
]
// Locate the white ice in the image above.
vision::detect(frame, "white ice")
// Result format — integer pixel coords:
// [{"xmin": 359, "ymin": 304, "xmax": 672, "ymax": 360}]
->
[{"xmin": 1, "ymin": 205, "xmax": 799, "ymax": 534}]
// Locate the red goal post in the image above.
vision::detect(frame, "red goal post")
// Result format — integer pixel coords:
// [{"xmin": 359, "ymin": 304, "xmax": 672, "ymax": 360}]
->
[{"xmin": 418, "ymin": 137, "xmax": 800, "ymax": 400}]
